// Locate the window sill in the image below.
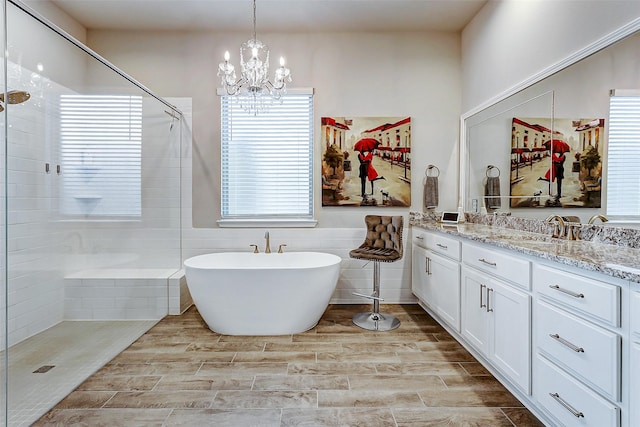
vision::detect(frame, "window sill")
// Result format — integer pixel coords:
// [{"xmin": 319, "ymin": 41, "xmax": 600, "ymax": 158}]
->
[
  {"xmin": 602, "ymin": 218, "xmax": 640, "ymax": 227},
  {"xmin": 217, "ymin": 218, "xmax": 318, "ymax": 228}
]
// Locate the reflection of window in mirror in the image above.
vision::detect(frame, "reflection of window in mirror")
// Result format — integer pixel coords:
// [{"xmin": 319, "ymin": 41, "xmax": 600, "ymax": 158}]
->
[{"xmin": 607, "ymin": 90, "xmax": 640, "ymax": 218}]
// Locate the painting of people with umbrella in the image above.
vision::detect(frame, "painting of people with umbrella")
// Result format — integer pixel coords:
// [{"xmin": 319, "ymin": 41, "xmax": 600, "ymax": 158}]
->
[
  {"xmin": 321, "ymin": 117, "xmax": 411, "ymax": 207},
  {"xmin": 353, "ymin": 138, "xmax": 386, "ymax": 198},
  {"xmin": 509, "ymin": 117, "xmax": 604, "ymax": 208},
  {"xmin": 537, "ymin": 139, "xmax": 571, "ymax": 204}
]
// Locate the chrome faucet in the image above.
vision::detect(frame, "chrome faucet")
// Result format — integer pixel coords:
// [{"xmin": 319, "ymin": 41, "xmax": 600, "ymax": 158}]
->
[
  {"xmin": 588, "ymin": 214, "xmax": 609, "ymax": 224},
  {"xmin": 264, "ymin": 231, "xmax": 271, "ymax": 253},
  {"xmin": 545, "ymin": 214, "xmax": 566, "ymax": 238}
]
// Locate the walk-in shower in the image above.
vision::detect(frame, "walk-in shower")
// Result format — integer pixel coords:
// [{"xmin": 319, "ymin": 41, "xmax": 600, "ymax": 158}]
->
[{"xmin": 1, "ymin": 1, "xmax": 186, "ymax": 424}]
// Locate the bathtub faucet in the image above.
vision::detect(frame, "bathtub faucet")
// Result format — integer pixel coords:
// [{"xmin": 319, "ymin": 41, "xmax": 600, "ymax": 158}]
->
[{"xmin": 264, "ymin": 231, "xmax": 271, "ymax": 253}]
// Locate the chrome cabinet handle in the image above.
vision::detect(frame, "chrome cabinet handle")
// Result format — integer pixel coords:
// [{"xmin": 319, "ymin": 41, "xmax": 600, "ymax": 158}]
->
[
  {"xmin": 549, "ymin": 392, "xmax": 584, "ymax": 418},
  {"xmin": 486, "ymin": 288, "xmax": 494, "ymax": 312},
  {"xmin": 425, "ymin": 257, "xmax": 432, "ymax": 275},
  {"xmin": 478, "ymin": 258, "xmax": 497, "ymax": 267},
  {"xmin": 549, "ymin": 284, "xmax": 584, "ymax": 299},
  {"xmin": 480, "ymin": 284, "xmax": 486, "ymax": 308},
  {"xmin": 436, "ymin": 243, "xmax": 448, "ymax": 249},
  {"xmin": 549, "ymin": 333, "xmax": 584, "ymax": 353}
]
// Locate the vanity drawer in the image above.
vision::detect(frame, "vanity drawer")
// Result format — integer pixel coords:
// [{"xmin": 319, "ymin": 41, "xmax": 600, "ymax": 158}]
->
[
  {"xmin": 462, "ymin": 242, "xmax": 530, "ymax": 289},
  {"xmin": 536, "ymin": 300, "xmax": 620, "ymax": 400},
  {"xmin": 412, "ymin": 230, "xmax": 428, "ymax": 249},
  {"xmin": 425, "ymin": 233, "xmax": 461, "ymax": 261},
  {"xmin": 534, "ymin": 264, "xmax": 620, "ymax": 327},
  {"xmin": 535, "ymin": 355, "xmax": 620, "ymax": 427}
]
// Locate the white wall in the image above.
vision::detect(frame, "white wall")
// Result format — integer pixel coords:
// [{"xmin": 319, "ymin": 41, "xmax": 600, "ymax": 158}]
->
[
  {"xmin": 87, "ymin": 29, "xmax": 463, "ymax": 227},
  {"xmin": 462, "ymin": 0, "xmax": 640, "ymax": 113}
]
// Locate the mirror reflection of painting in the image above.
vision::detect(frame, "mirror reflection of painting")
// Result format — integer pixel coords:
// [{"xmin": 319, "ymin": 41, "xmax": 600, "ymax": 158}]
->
[
  {"xmin": 509, "ymin": 117, "xmax": 604, "ymax": 208},
  {"xmin": 321, "ymin": 117, "xmax": 411, "ymax": 207}
]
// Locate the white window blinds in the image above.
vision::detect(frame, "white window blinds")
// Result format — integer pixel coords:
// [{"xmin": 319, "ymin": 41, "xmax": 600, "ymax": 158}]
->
[
  {"xmin": 59, "ymin": 95, "xmax": 142, "ymax": 217},
  {"xmin": 221, "ymin": 93, "xmax": 314, "ymax": 219},
  {"xmin": 607, "ymin": 92, "xmax": 640, "ymax": 217}
]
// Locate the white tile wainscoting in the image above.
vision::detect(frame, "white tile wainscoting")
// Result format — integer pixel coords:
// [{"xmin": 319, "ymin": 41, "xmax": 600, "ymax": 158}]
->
[
  {"xmin": 64, "ymin": 268, "xmax": 191, "ymax": 320},
  {"xmin": 181, "ymin": 226, "xmax": 415, "ymax": 306}
]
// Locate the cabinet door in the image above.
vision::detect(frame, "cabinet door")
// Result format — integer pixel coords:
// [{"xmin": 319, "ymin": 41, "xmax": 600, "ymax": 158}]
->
[
  {"xmin": 490, "ymin": 279, "xmax": 531, "ymax": 394},
  {"xmin": 461, "ymin": 266, "xmax": 490, "ymax": 355},
  {"xmin": 411, "ymin": 245, "xmax": 431, "ymax": 305},
  {"xmin": 430, "ymin": 252, "xmax": 461, "ymax": 332},
  {"xmin": 631, "ymin": 341, "xmax": 640, "ymax": 427}
]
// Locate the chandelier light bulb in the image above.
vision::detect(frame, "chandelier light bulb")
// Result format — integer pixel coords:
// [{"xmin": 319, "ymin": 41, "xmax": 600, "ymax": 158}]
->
[
  {"xmin": 280, "ymin": 57, "xmax": 285, "ymax": 67},
  {"xmin": 224, "ymin": 51, "xmax": 230, "ymax": 62}
]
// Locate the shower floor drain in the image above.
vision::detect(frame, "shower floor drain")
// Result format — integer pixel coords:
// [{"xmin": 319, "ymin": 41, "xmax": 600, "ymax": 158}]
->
[{"xmin": 33, "ymin": 365, "xmax": 55, "ymax": 374}]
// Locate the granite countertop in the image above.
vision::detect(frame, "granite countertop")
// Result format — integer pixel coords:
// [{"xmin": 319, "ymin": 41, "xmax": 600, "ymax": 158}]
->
[{"xmin": 411, "ymin": 219, "xmax": 640, "ymax": 284}]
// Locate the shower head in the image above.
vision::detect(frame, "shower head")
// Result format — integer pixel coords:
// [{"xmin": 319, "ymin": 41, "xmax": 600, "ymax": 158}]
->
[
  {"xmin": 0, "ymin": 90, "xmax": 31, "ymax": 112},
  {"xmin": 1, "ymin": 90, "xmax": 31, "ymax": 105}
]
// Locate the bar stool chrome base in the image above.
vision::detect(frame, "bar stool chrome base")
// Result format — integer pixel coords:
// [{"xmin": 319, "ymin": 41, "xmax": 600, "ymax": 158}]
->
[
  {"xmin": 351, "ymin": 260, "xmax": 401, "ymax": 332},
  {"xmin": 352, "ymin": 311, "xmax": 401, "ymax": 331}
]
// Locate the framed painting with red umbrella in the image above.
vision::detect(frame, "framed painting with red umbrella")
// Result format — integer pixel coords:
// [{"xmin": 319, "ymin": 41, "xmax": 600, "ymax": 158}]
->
[
  {"xmin": 321, "ymin": 116, "xmax": 411, "ymax": 207},
  {"xmin": 509, "ymin": 117, "xmax": 604, "ymax": 208}
]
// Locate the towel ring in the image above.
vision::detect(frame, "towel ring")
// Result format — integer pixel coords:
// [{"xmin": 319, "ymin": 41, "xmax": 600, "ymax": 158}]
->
[
  {"xmin": 486, "ymin": 165, "xmax": 500, "ymax": 178},
  {"xmin": 426, "ymin": 165, "xmax": 440, "ymax": 178}
]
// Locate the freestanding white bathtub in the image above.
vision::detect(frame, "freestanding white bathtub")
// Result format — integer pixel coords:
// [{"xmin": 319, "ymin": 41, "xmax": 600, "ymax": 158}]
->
[{"xmin": 183, "ymin": 252, "xmax": 341, "ymax": 335}]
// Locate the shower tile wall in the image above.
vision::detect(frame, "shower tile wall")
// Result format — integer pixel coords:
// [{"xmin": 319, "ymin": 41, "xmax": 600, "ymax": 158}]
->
[
  {"xmin": 61, "ymin": 97, "xmax": 182, "ymax": 271},
  {"xmin": 5, "ymin": 93, "xmax": 184, "ymax": 349},
  {"xmin": 5, "ymin": 84, "xmax": 63, "ymax": 347}
]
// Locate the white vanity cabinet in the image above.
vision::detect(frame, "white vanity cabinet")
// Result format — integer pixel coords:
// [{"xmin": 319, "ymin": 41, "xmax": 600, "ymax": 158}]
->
[
  {"xmin": 410, "ymin": 223, "xmax": 638, "ymax": 427},
  {"xmin": 461, "ymin": 243, "xmax": 531, "ymax": 394},
  {"xmin": 533, "ymin": 263, "xmax": 622, "ymax": 427},
  {"xmin": 630, "ymin": 288, "xmax": 640, "ymax": 427},
  {"xmin": 411, "ymin": 230, "xmax": 461, "ymax": 332}
]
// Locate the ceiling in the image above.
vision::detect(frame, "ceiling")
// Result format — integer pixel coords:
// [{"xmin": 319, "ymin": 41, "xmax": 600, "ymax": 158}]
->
[{"xmin": 49, "ymin": 0, "xmax": 488, "ymax": 32}]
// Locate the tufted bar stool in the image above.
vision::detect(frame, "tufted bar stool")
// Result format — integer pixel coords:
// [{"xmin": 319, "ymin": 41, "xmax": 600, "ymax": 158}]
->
[{"xmin": 349, "ymin": 215, "xmax": 403, "ymax": 331}]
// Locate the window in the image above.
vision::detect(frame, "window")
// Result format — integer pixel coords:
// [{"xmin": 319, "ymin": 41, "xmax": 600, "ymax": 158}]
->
[
  {"xmin": 59, "ymin": 95, "xmax": 142, "ymax": 217},
  {"xmin": 220, "ymin": 91, "xmax": 314, "ymax": 225},
  {"xmin": 607, "ymin": 91, "xmax": 640, "ymax": 217}
]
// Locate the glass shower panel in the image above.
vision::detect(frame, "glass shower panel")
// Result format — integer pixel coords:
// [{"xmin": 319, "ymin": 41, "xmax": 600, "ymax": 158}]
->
[
  {"xmin": 1, "ymin": 0, "xmax": 7, "ymax": 424},
  {"xmin": 4, "ymin": 1, "xmax": 182, "ymax": 425}
]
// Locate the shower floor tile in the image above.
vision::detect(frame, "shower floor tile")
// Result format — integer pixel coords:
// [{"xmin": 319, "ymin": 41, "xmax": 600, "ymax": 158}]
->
[
  {"xmin": 33, "ymin": 305, "xmax": 545, "ymax": 426},
  {"xmin": 4, "ymin": 320, "xmax": 156, "ymax": 427}
]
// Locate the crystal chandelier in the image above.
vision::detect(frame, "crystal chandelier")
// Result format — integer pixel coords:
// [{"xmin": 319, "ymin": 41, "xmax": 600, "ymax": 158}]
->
[{"xmin": 218, "ymin": 0, "xmax": 292, "ymax": 115}]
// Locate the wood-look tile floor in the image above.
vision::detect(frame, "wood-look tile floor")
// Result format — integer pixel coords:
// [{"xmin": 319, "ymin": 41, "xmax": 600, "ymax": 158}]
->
[{"xmin": 34, "ymin": 304, "xmax": 545, "ymax": 426}]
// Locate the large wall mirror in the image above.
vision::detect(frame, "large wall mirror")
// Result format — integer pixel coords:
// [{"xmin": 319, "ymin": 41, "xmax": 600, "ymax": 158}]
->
[{"xmin": 462, "ymin": 26, "xmax": 640, "ymax": 226}]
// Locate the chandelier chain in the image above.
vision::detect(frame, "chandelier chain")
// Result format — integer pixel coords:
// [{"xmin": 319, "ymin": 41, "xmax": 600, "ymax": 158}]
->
[{"xmin": 252, "ymin": 0, "xmax": 257, "ymax": 41}]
